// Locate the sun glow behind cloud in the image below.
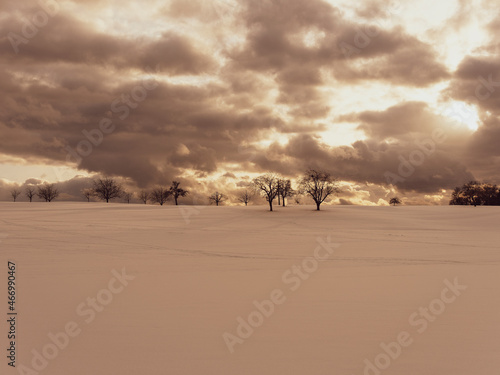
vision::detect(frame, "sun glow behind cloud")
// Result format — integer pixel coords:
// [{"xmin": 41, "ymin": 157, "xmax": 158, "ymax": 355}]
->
[{"xmin": 438, "ymin": 100, "xmax": 481, "ymax": 131}]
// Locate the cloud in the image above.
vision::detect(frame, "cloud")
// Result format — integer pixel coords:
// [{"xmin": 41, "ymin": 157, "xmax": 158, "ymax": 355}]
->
[
  {"xmin": 0, "ymin": 0, "xmax": 497, "ymax": 205},
  {"xmin": 0, "ymin": 12, "xmax": 215, "ymax": 74}
]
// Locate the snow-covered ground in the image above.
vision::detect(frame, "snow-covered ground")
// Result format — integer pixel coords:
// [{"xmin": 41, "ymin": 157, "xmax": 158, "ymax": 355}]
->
[{"xmin": 1, "ymin": 202, "xmax": 499, "ymax": 375}]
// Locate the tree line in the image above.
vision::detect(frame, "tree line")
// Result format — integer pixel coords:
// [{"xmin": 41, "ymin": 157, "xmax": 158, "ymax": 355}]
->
[
  {"xmin": 88, "ymin": 178, "xmax": 189, "ymax": 205},
  {"xmin": 10, "ymin": 183, "xmax": 59, "ymax": 202},
  {"xmin": 8, "ymin": 169, "xmax": 342, "ymax": 211}
]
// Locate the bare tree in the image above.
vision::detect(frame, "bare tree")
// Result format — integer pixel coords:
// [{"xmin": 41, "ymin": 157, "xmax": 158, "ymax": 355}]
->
[
  {"xmin": 151, "ymin": 186, "xmax": 170, "ymax": 206},
  {"xmin": 209, "ymin": 191, "xmax": 225, "ymax": 206},
  {"xmin": 37, "ymin": 183, "xmax": 60, "ymax": 202},
  {"xmin": 299, "ymin": 170, "xmax": 339, "ymax": 211},
  {"xmin": 280, "ymin": 179, "xmax": 294, "ymax": 207},
  {"xmin": 139, "ymin": 190, "xmax": 149, "ymax": 204},
  {"xmin": 276, "ymin": 179, "xmax": 282, "ymax": 205},
  {"xmin": 389, "ymin": 197, "xmax": 401, "ymax": 206},
  {"xmin": 123, "ymin": 191, "xmax": 133, "ymax": 204},
  {"xmin": 82, "ymin": 188, "xmax": 93, "ymax": 202},
  {"xmin": 10, "ymin": 188, "xmax": 21, "ymax": 202},
  {"xmin": 169, "ymin": 181, "xmax": 188, "ymax": 205},
  {"xmin": 238, "ymin": 190, "xmax": 252, "ymax": 206},
  {"xmin": 93, "ymin": 178, "xmax": 122, "ymax": 203},
  {"xmin": 252, "ymin": 174, "xmax": 279, "ymax": 211},
  {"xmin": 25, "ymin": 186, "xmax": 36, "ymax": 202}
]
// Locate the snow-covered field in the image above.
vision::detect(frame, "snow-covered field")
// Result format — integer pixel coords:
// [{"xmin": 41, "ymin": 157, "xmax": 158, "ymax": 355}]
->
[{"xmin": 1, "ymin": 202, "xmax": 499, "ymax": 375}]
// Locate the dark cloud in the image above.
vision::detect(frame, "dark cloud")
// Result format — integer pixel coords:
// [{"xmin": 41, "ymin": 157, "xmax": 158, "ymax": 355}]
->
[
  {"xmin": 0, "ymin": 12, "xmax": 215, "ymax": 74},
  {"xmin": 343, "ymin": 102, "xmax": 437, "ymax": 139}
]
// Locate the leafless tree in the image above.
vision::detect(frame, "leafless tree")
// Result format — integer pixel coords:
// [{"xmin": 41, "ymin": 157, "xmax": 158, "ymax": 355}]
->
[
  {"xmin": 37, "ymin": 183, "xmax": 60, "ymax": 202},
  {"xmin": 25, "ymin": 186, "xmax": 36, "ymax": 202},
  {"xmin": 276, "ymin": 179, "xmax": 282, "ymax": 205},
  {"xmin": 299, "ymin": 170, "xmax": 339, "ymax": 211},
  {"xmin": 389, "ymin": 197, "xmax": 401, "ymax": 206},
  {"xmin": 252, "ymin": 174, "xmax": 280, "ymax": 211},
  {"xmin": 11, "ymin": 188, "xmax": 21, "ymax": 202},
  {"xmin": 82, "ymin": 188, "xmax": 93, "ymax": 202},
  {"xmin": 123, "ymin": 191, "xmax": 133, "ymax": 204},
  {"xmin": 139, "ymin": 190, "xmax": 149, "ymax": 204},
  {"xmin": 209, "ymin": 191, "xmax": 226, "ymax": 206},
  {"xmin": 93, "ymin": 177, "xmax": 122, "ymax": 203},
  {"xmin": 280, "ymin": 179, "xmax": 295, "ymax": 207},
  {"xmin": 169, "ymin": 181, "xmax": 188, "ymax": 205},
  {"xmin": 151, "ymin": 186, "xmax": 170, "ymax": 206},
  {"xmin": 238, "ymin": 190, "xmax": 252, "ymax": 206}
]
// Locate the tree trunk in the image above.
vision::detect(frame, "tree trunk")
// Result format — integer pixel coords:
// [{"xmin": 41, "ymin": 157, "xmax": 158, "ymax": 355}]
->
[
  {"xmin": 174, "ymin": 197, "xmax": 178, "ymax": 205},
  {"xmin": 245, "ymin": 202, "xmax": 247, "ymax": 206},
  {"xmin": 269, "ymin": 200, "xmax": 273, "ymax": 211},
  {"xmin": 282, "ymin": 196, "xmax": 285, "ymax": 207},
  {"xmin": 316, "ymin": 202, "xmax": 320, "ymax": 211}
]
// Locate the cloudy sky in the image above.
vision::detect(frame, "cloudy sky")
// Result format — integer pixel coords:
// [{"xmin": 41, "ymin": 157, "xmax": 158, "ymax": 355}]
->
[{"xmin": 1, "ymin": 0, "xmax": 499, "ymax": 205}]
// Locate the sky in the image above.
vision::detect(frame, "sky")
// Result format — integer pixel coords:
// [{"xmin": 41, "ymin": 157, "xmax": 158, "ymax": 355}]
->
[{"xmin": 0, "ymin": 0, "xmax": 499, "ymax": 205}]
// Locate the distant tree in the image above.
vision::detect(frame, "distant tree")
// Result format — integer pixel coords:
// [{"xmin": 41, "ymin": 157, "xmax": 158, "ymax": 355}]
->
[
  {"xmin": 123, "ymin": 191, "xmax": 133, "ymax": 204},
  {"xmin": 10, "ymin": 188, "xmax": 21, "ymax": 202},
  {"xmin": 37, "ymin": 183, "xmax": 59, "ymax": 202},
  {"xmin": 389, "ymin": 197, "xmax": 401, "ymax": 206},
  {"xmin": 449, "ymin": 181, "xmax": 500, "ymax": 206},
  {"xmin": 280, "ymin": 179, "xmax": 295, "ymax": 207},
  {"xmin": 299, "ymin": 170, "xmax": 339, "ymax": 211},
  {"xmin": 238, "ymin": 190, "xmax": 252, "ymax": 206},
  {"xmin": 276, "ymin": 179, "xmax": 282, "ymax": 206},
  {"xmin": 252, "ymin": 174, "xmax": 280, "ymax": 211},
  {"xmin": 151, "ymin": 186, "xmax": 170, "ymax": 206},
  {"xmin": 169, "ymin": 181, "xmax": 188, "ymax": 205},
  {"xmin": 25, "ymin": 186, "xmax": 36, "ymax": 202},
  {"xmin": 209, "ymin": 191, "xmax": 226, "ymax": 206},
  {"xmin": 93, "ymin": 177, "xmax": 122, "ymax": 203},
  {"xmin": 82, "ymin": 188, "xmax": 93, "ymax": 202},
  {"xmin": 139, "ymin": 190, "xmax": 149, "ymax": 204}
]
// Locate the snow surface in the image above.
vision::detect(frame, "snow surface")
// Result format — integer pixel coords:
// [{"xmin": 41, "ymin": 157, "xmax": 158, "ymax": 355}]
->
[{"xmin": 0, "ymin": 202, "xmax": 499, "ymax": 375}]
